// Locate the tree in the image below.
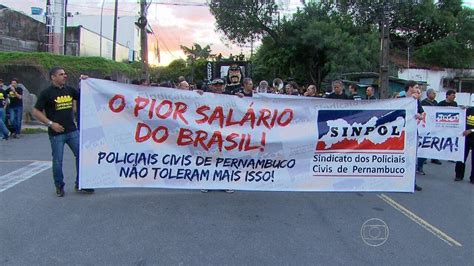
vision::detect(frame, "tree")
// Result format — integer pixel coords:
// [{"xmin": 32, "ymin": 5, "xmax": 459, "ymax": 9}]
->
[
  {"xmin": 414, "ymin": 8, "xmax": 474, "ymax": 68},
  {"xmin": 323, "ymin": 0, "xmax": 473, "ymax": 68},
  {"xmin": 180, "ymin": 43, "xmax": 214, "ymax": 61},
  {"xmin": 252, "ymin": 0, "xmax": 473, "ymax": 87},
  {"xmin": 151, "ymin": 59, "xmax": 189, "ymax": 84},
  {"xmin": 252, "ymin": 2, "xmax": 379, "ymax": 88},
  {"xmin": 180, "ymin": 43, "xmax": 214, "ymax": 82},
  {"xmin": 209, "ymin": 0, "xmax": 280, "ymax": 44}
]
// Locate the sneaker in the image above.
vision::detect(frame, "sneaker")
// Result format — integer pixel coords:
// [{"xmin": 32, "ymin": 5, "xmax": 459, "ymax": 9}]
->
[
  {"xmin": 431, "ymin": 159, "xmax": 442, "ymax": 165},
  {"xmin": 11, "ymin": 133, "xmax": 18, "ymax": 139},
  {"xmin": 454, "ymin": 177, "xmax": 463, "ymax": 181},
  {"xmin": 414, "ymin": 184, "xmax": 422, "ymax": 191},
  {"xmin": 200, "ymin": 189, "xmax": 209, "ymax": 193},
  {"xmin": 74, "ymin": 185, "xmax": 95, "ymax": 194},
  {"xmin": 55, "ymin": 186, "xmax": 65, "ymax": 197},
  {"xmin": 416, "ymin": 170, "xmax": 426, "ymax": 175},
  {"xmin": 225, "ymin": 189, "xmax": 234, "ymax": 193}
]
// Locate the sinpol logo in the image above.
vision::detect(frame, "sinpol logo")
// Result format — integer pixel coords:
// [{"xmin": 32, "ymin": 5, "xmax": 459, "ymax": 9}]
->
[
  {"xmin": 317, "ymin": 110, "xmax": 406, "ymax": 151},
  {"xmin": 435, "ymin": 112, "xmax": 459, "ymax": 123}
]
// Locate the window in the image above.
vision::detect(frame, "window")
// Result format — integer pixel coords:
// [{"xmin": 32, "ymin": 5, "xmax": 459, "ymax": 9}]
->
[{"xmin": 459, "ymin": 79, "xmax": 474, "ymax": 93}]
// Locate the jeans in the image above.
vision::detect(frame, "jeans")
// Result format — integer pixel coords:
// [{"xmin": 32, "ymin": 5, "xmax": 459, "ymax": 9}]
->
[
  {"xmin": 8, "ymin": 106, "xmax": 22, "ymax": 135},
  {"xmin": 49, "ymin": 130, "xmax": 79, "ymax": 188},
  {"xmin": 0, "ymin": 107, "xmax": 5, "ymax": 122},
  {"xmin": 416, "ymin": 158, "xmax": 427, "ymax": 171},
  {"xmin": 0, "ymin": 108, "xmax": 9, "ymax": 138}
]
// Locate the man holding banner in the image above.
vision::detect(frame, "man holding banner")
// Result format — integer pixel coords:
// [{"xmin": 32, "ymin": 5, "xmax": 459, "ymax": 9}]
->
[
  {"xmin": 33, "ymin": 67, "xmax": 94, "ymax": 197},
  {"xmin": 78, "ymin": 77, "xmax": 419, "ymax": 192},
  {"xmin": 418, "ymin": 89, "xmax": 441, "ymax": 174},
  {"xmin": 403, "ymin": 81, "xmax": 423, "ymax": 191},
  {"xmin": 455, "ymin": 107, "xmax": 474, "ymax": 184}
]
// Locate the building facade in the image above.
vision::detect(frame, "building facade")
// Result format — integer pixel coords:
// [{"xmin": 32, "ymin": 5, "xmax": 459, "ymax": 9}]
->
[
  {"xmin": 66, "ymin": 15, "xmax": 140, "ymax": 61},
  {"xmin": 66, "ymin": 26, "xmax": 131, "ymax": 62},
  {"xmin": 0, "ymin": 5, "xmax": 45, "ymax": 52},
  {"xmin": 398, "ymin": 68, "xmax": 474, "ymax": 93}
]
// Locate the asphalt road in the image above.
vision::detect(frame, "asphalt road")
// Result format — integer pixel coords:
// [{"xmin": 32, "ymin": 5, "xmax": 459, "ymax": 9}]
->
[{"xmin": 1, "ymin": 133, "xmax": 473, "ymax": 265}]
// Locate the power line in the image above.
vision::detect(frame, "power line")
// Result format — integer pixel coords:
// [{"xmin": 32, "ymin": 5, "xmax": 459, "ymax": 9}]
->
[
  {"xmin": 67, "ymin": 3, "xmax": 138, "ymax": 15},
  {"xmin": 153, "ymin": 29, "xmax": 179, "ymax": 59},
  {"xmin": 150, "ymin": 0, "xmax": 208, "ymax": 7}
]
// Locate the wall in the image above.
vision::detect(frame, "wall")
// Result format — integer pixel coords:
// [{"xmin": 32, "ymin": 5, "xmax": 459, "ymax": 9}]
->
[
  {"xmin": 0, "ymin": 5, "xmax": 45, "ymax": 52},
  {"xmin": 0, "ymin": 35, "xmax": 39, "ymax": 52},
  {"xmin": 66, "ymin": 26, "xmax": 131, "ymax": 62},
  {"xmin": 398, "ymin": 68, "xmax": 474, "ymax": 92},
  {"xmin": 67, "ymin": 15, "xmax": 140, "ymax": 57},
  {"xmin": 0, "ymin": 6, "xmax": 46, "ymax": 41},
  {"xmin": 0, "ymin": 65, "xmax": 49, "ymax": 96}
]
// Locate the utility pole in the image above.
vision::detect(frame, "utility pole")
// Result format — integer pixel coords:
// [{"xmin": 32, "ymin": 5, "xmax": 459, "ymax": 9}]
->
[
  {"xmin": 45, "ymin": 0, "xmax": 52, "ymax": 52},
  {"xmin": 100, "ymin": 0, "xmax": 105, "ymax": 57},
  {"xmin": 112, "ymin": 0, "xmax": 118, "ymax": 61},
  {"xmin": 63, "ymin": 0, "xmax": 68, "ymax": 55},
  {"xmin": 379, "ymin": 3, "xmax": 390, "ymax": 99},
  {"xmin": 139, "ymin": 0, "xmax": 149, "ymax": 81}
]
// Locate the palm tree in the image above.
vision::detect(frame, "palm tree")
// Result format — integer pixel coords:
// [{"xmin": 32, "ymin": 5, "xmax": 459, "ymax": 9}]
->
[{"xmin": 180, "ymin": 43, "xmax": 214, "ymax": 82}]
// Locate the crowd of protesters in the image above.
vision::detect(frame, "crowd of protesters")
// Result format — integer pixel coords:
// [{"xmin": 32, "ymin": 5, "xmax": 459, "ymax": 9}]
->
[
  {"xmin": 140, "ymin": 75, "xmax": 474, "ymax": 192},
  {"xmin": 3, "ymin": 68, "xmax": 473, "ymax": 197},
  {"xmin": 0, "ymin": 78, "xmax": 24, "ymax": 140}
]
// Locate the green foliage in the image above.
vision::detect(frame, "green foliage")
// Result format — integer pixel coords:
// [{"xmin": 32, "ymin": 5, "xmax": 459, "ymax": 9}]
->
[
  {"xmin": 151, "ymin": 59, "xmax": 188, "ymax": 83},
  {"xmin": 326, "ymin": 0, "xmax": 473, "ymax": 68},
  {"xmin": 209, "ymin": 0, "xmax": 279, "ymax": 44},
  {"xmin": 404, "ymin": 3, "xmax": 474, "ymax": 68},
  {"xmin": 179, "ymin": 43, "xmax": 214, "ymax": 82},
  {"xmin": 252, "ymin": 2, "xmax": 379, "ymax": 88},
  {"xmin": 252, "ymin": 1, "xmax": 473, "ymax": 86},
  {"xmin": 180, "ymin": 43, "xmax": 214, "ymax": 61},
  {"xmin": 150, "ymin": 43, "xmax": 218, "ymax": 84},
  {"xmin": 151, "ymin": 58, "xmax": 209, "ymax": 84},
  {"xmin": 0, "ymin": 52, "xmax": 139, "ymax": 77}
]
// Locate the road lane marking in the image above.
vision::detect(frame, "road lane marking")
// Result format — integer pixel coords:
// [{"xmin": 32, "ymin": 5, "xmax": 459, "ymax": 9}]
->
[
  {"xmin": 378, "ymin": 194, "xmax": 462, "ymax": 247},
  {"xmin": 0, "ymin": 160, "xmax": 50, "ymax": 163},
  {"xmin": 0, "ymin": 161, "xmax": 51, "ymax": 192}
]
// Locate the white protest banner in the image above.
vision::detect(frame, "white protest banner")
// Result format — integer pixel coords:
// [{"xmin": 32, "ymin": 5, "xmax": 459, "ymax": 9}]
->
[
  {"xmin": 417, "ymin": 106, "xmax": 465, "ymax": 161},
  {"xmin": 79, "ymin": 79, "xmax": 417, "ymax": 192}
]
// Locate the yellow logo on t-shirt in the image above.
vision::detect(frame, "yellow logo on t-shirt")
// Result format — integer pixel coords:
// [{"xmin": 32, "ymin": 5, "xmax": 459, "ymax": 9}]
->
[
  {"xmin": 54, "ymin": 95, "xmax": 73, "ymax": 110},
  {"xmin": 0, "ymin": 92, "xmax": 4, "ymax": 100},
  {"xmin": 467, "ymin": 115, "xmax": 474, "ymax": 127}
]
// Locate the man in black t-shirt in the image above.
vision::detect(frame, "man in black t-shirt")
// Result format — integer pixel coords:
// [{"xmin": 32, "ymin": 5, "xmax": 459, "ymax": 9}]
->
[
  {"xmin": 455, "ymin": 107, "xmax": 474, "ymax": 184},
  {"xmin": 348, "ymin": 84, "xmax": 362, "ymax": 100},
  {"xmin": 0, "ymin": 82, "xmax": 9, "ymax": 140},
  {"xmin": 420, "ymin": 89, "xmax": 442, "ymax": 165},
  {"xmin": 5, "ymin": 78, "xmax": 23, "ymax": 138},
  {"xmin": 438, "ymin": 90, "xmax": 458, "ymax": 107},
  {"xmin": 421, "ymin": 88, "xmax": 438, "ymax": 106},
  {"xmin": 326, "ymin": 80, "xmax": 349, "ymax": 99},
  {"xmin": 32, "ymin": 67, "xmax": 94, "ymax": 197},
  {"xmin": 366, "ymin": 86, "xmax": 377, "ymax": 100},
  {"xmin": 237, "ymin": 77, "xmax": 254, "ymax": 97}
]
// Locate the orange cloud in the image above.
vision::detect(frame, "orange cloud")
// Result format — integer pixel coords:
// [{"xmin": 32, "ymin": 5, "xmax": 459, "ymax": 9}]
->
[{"xmin": 146, "ymin": 5, "xmax": 251, "ymax": 66}]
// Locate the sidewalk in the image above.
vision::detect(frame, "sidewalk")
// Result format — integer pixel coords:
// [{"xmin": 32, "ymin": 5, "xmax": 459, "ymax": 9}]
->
[{"xmin": 22, "ymin": 121, "xmax": 47, "ymax": 131}]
